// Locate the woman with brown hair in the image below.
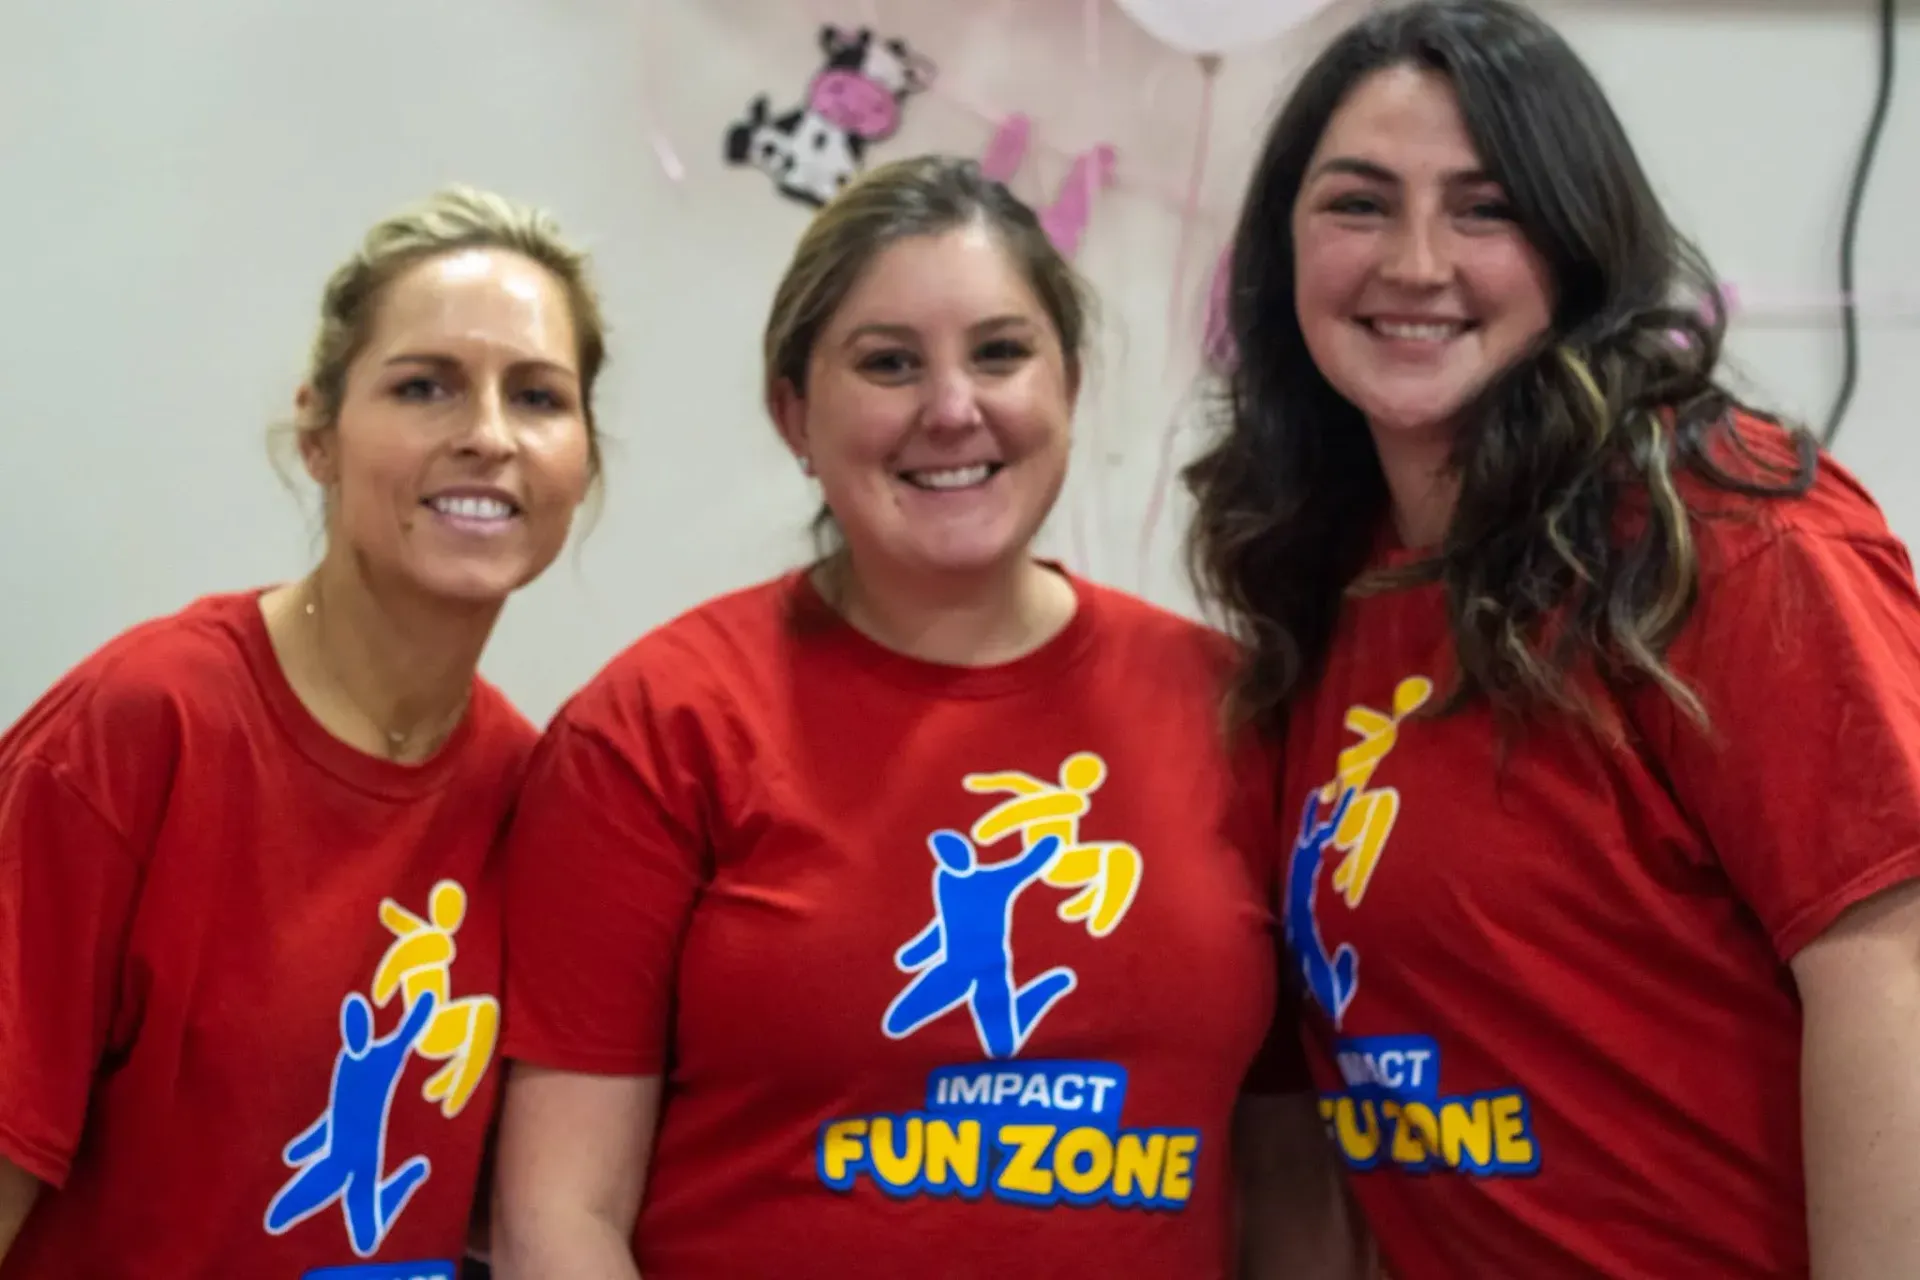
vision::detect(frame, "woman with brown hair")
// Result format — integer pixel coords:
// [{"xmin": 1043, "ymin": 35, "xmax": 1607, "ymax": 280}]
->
[
  {"xmin": 491, "ymin": 155, "xmax": 1361, "ymax": 1279},
  {"xmin": 1189, "ymin": 1, "xmax": 1920, "ymax": 1275}
]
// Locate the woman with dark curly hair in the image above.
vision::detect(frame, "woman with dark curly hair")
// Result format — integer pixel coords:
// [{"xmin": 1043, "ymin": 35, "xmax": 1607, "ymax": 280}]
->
[{"xmin": 1188, "ymin": 1, "xmax": 1920, "ymax": 1275}]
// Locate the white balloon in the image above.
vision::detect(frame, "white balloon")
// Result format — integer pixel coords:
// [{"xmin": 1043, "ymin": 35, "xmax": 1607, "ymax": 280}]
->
[{"xmin": 1112, "ymin": 0, "xmax": 1327, "ymax": 56}]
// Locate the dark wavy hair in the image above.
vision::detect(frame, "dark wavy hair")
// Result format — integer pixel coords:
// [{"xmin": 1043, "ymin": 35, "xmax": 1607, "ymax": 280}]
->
[{"xmin": 1184, "ymin": 0, "xmax": 1814, "ymax": 736}]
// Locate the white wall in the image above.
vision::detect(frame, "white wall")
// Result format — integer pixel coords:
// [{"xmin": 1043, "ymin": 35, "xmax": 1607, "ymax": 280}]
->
[{"xmin": 1, "ymin": 0, "xmax": 1914, "ymax": 726}]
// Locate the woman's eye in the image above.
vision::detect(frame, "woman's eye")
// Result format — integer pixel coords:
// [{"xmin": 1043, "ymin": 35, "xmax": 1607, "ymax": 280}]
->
[
  {"xmin": 517, "ymin": 386, "xmax": 566, "ymax": 410},
  {"xmin": 1327, "ymin": 194, "xmax": 1387, "ymax": 216},
  {"xmin": 976, "ymin": 340, "xmax": 1032, "ymax": 363},
  {"xmin": 859, "ymin": 350, "xmax": 917, "ymax": 376}
]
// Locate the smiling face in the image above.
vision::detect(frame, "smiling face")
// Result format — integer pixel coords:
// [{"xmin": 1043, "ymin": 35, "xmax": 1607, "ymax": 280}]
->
[
  {"xmin": 773, "ymin": 222, "xmax": 1075, "ymax": 583},
  {"xmin": 301, "ymin": 246, "xmax": 593, "ymax": 605},
  {"xmin": 1292, "ymin": 64, "xmax": 1555, "ymax": 452}
]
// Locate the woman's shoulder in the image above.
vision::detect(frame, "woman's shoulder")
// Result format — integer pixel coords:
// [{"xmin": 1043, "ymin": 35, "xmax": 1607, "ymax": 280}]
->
[
  {"xmin": 4, "ymin": 591, "xmax": 264, "ymax": 762},
  {"xmin": 546, "ymin": 572, "xmax": 805, "ymax": 734},
  {"xmin": 1071, "ymin": 574, "xmax": 1243, "ymax": 681},
  {"xmin": 1078, "ymin": 574, "xmax": 1236, "ymax": 641},
  {"xmin": 0, "ymin": 592, "xmax": 269, "ymax": 859},
  {"xmin": 1684, "ymin": 410, "xmax": 1906, "ymax": 574}
]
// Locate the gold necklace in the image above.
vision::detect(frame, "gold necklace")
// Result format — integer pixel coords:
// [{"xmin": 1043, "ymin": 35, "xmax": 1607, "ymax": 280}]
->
[{"xmin": 303, "ymin": 578, "xmax": 467, "ymax": 759}]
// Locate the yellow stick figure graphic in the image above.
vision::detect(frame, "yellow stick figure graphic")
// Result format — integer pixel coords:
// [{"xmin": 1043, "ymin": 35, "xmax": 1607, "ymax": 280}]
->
[
  {"xmin": 370, "ymin": 879, "xmax": 498, "ymax": 1119},
  {"xmin": 1318, "ymin": 677, "xmax": 1433, "ymax": 909},
  {"xmin": 964, "ymin": 752, "xmax": 1141, "ymax": 937}
]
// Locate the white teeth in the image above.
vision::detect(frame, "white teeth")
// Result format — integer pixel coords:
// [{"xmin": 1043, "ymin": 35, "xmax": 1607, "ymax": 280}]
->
[
  {"xmin": 1374, "ymin": 320, "xmax": 1463, "ymax": 342},
  {"xmin": 430, "ymin": 495, "xmax": 514, "ymax": 519},
  {"xmin": 906, "ymin": 464, "xmax": 994, "ymax": 491}
]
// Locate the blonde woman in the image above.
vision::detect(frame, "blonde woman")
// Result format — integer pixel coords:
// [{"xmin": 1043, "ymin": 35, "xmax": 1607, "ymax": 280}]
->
[{"xmin": 0, "ymin": 186, "xmax": 606, "ymax": 1278}]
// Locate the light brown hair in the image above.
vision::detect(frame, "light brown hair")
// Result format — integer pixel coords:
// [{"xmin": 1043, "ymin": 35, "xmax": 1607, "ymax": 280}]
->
[{"xmin": 761, "ymin": 154, "xmax": 1094, "ymax": 553}]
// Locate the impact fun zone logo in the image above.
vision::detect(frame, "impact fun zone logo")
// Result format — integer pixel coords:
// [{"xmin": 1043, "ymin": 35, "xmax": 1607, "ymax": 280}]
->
[
  {"xmin": 265, "ymin": 881, "xmax": 498, "ymax": 1278},
  {"xmin": 1285, "ymin": 676, "xmax": 1541, "ymax": 1179},
  {"xmin": 816, "ymin": 753, "xmax": 1200, "ymax": 1211}
]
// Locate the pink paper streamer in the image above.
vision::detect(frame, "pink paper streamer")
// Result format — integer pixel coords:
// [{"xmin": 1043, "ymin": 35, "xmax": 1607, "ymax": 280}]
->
[
  {"xmin": 1202, "ymin": 246, "xmax": 1234, "ymax": 368},
  {"xmin": 1039, "ymin": 145, "xmax": 1117, "ymax": 259},
  {"xmin": 1138, "ymin": 54, "xmax": 1223, "ymax": 588},
  {"xmin": 931, "ymin": 81, "xmax": 1215, "ymax": 220},
  {"xmin": 635, "ymin": 0, "xmax": 684, "ymax": 182},
  {"xmin": 980, "ymin": 113, "xmax": 1031, "ymax": 182},
  {"xmin": 650, "ymin": 132, "xmax": 686, "ymax": 182},
  {"xmin": 1165, "ymin": 56, "xmax": 1222, "ymax": 343}
]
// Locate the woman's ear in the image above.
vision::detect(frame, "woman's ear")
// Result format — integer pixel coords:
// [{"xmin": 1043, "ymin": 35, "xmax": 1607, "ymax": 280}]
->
[
  {"xmin": 768, "ymin": 376, "xmax": 811, "ymax": 470},
  {"xmin": 293, "ymin": 385, "xmax": 337, "ymax": 487}
]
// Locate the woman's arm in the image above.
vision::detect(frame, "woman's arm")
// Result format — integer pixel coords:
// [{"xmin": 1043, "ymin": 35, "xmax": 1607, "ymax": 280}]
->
[
  {"xmin": 1793, "ymin": 879, "xmax": 1920, "ymax": 1278},
  {"xmin": 0, "ymin": 750, "xmax": 152, "ymax": 1246},
  {"xmin": 0, "ymin": 1157, "xmax": 38, "ymax": 1260},
  {"xmin": 1235, "ymin": 1092, "xmax": 1378, "ymax": 1279},
  {"xmin": 1628, "ymin": 524, "xmax": 1920, "ymax": 1275},
  {"xmin": 490, "ymin": 1064, "xmax": 661, "ymax": 1280}
]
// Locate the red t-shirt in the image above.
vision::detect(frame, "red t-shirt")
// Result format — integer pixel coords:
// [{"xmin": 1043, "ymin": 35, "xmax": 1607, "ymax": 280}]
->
[
  {"xmin": 1280, "ymin": 421, "xmax": 1920, "ymax": 1276},
  {"xmin": 0, "ymin": 591, "xmax": 532, "ymax": 1280},
  {"xmin": 502, "ymin": 568, "xmax": 1303, "ymax": 1279}
]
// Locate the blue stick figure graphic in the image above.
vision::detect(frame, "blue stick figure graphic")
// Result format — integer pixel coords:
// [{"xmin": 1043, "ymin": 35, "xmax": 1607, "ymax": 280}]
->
[
  {"xmin": 264, "ymin": 988, "xmax": 438, "ymax": 1257},
  {"xmin": 883, "ymin": 829, "xmax": 1075, "ymax": 1059},
  {"xmin": 1285, "ymin": 786, "xmax": 1360, "ymax": 1028}
]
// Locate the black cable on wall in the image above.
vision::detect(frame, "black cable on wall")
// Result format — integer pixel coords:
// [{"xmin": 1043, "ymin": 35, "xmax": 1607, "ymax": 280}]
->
[{"xmin": 1822, "ymin": 0, "xmax": 1898, "ymax": 448}]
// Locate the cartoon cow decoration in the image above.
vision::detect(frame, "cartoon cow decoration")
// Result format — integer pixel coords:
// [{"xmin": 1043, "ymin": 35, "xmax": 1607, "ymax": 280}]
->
[{"xmin": 724, "ymin": 25, "xmax": 936, "ymax": 208}]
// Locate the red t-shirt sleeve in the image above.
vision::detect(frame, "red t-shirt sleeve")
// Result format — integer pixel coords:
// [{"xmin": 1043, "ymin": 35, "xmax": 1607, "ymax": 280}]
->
[
  {"xmin": 501, "ymin": 673, "xmax": 713, "ymax": 1077},
  {"xmin": 1233, "ymin": 725, "xmax": 1315, "ymax": 1095},
  {"xmin": 1652, "ymin": 527, "xmax": 1920, "ymax": 959},
  {"xmin": 0, "ymin": 758, "xmax": 142, "ymax": 1187}
]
